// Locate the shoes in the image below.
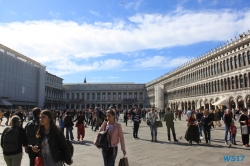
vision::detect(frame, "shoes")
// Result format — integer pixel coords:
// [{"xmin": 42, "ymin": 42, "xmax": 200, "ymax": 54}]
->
[
  {"xmin": 233, "ymin": 143, "xmax": 237, "ymax": 145},
  {"xmin": 174, "ymin": 139, "xmax": 179, "ymax": 142},
  {"xmin": 155, "ymin": 139, "xmax": 158, "ymax": 142},
  {"xmin": 151, "ymin": 139, "xmax": 154, "ymax": 142},
  {"xmin": 77, "ymin": 139, "xmax": 80, "ymax": 141},
  {"xmin": 133, "ymin": 137, "xmax": 136, "ymax": 139},
  {"xmin": 136, "ymin": 137, "xmax": 140, "ymax": 139},
  {"xmin": 225, "ymin": 141, "xmax": 228, "ymax": 145}
]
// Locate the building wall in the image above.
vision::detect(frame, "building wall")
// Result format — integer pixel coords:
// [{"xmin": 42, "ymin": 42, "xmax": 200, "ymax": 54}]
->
[
  {"xmin": 0, "ymin": 44, "xmax": 46, "ymax": 108},
  {"xmin": 63, "ymin": 83, "xmax": 149, "ymax": 110},
  {"xmin": 146, "ymin": 32, "xmax": 250, "ymax": 110}
]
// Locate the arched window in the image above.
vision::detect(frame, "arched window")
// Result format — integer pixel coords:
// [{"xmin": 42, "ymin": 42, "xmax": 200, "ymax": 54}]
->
[
  {"xmin": 243, "ymin": 53, "xmax": 247, "ymax": 66},
  {"xmin": 227, "ymin": 59, "xmax": 230, "ymax": 71},
  {"xmin": 228, "ymin": 78, "xmax": 231, "ymax": 90},
  {"xmin": 72, "ymin": 93, "xmax": 74, "ymax": 99},
  {"xmin": 214, "ymin": 64, "xmax": 216, "ymax": 75},
  {"xmin": 204, "ymin": 68, "xmax": 206, "ymax": 78},
  {"xmin": 97, "ymin": 93, "xmax": 100, "ymax": 99},
  {"xmin": 235, "ymin": 76, "xmax": 239, "ymax": 89},
  {"xmin": 77, "ymin": 93, "xmax": 79, "ymax": 99},
  {"xmin": 248, "ymin": 51, "xmax": 250, "ymax": 64},
  {"xmin": 223, "ymin": 60, "xmax": 226, "ymax": 72},
  {"xmin": 211, "ymin": 65, "xmax": 213, "ymax": 75},
  {"xmin": 217, "ymin": 80, "xmax": 220, "ymax": 92},
  {"xmin": 82, "ymin": 93, "xmax": 84, "ymax": 99},
  {"xmin": 244, "ymin": 74, "xmax": 248, "ymax": 87},
  {"xmin": 87, "ymin": 93, "xmax": 90, "ymax": 99},
  {"xmin": 208, "ymin": 66, "xmax": 210, "ymax": 76},
  {"xmin": 239, "ymin": 54, "xmax": 242, "ymax": 67},
  {"xmin": 234, "ymin": 56, "xmax": 238, "ymax": 68},
  {"xmin": 231, "ymin": 77, "xmax": 235, "ymax": 89},
  {"xmin": 66, "ymin": 93, "xmax": 69, "ymax": 99},
  {"xmin": 214, "ymin": 81, "xmax": 217, "ymax": 92},
  {"xmin": 240, "ymin": 75, "xmax": 243, "ymax": 88},
  {"xmin": 92, "ymin": 93, "xmax": 95, "ymax": 99},
  {"xmin": 224, "ymin": 78, "xmax": 227, "ymax": 91},
  {"xmin": 230, "ymin": 57, "xmax": 234, "ymax": 70}
]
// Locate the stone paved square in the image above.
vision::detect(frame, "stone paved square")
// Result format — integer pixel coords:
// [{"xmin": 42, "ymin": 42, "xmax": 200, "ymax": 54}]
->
[{"xmin": 0, "ymin": 117, "xmax": 250, "ymax": 166}]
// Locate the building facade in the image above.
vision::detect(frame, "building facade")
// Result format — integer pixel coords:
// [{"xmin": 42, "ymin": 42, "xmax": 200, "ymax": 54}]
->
[
  {"xmin": 146, "ymin": 31, "xmax": 250, "ymax": 111},
  {"xmin": 0, "ymin": 44, "xmax": 46, "ymax": 108},
  {"xmin": 44, "ymin": 72, "xmax": 64, "ymax": 109},
  {"xmin": 63, "ymin": 83, "xmax": 149, "ymax": 110}
]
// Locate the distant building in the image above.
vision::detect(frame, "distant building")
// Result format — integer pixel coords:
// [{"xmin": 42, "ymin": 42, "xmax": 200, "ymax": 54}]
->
[
  {"xmin": 0, "ymin": 44, "xmax": 46, "ymax": 108},
  {"xmin": 44, "ymin": 72, "xmax": 64, "ymax": 109},
  {"xmin": 63, "ymin": 83, "xmax": 149, "ymax": 110}
]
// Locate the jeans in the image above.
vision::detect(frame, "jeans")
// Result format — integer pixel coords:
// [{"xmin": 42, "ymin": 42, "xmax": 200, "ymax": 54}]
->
[
  {"xmin": 203, "ymin": 127, "xmax": 210, "ymax": 143},
  {"xmin": 66, "ymin": 127, "xmax": 74, "ymax": 140},
  {"xmin": 231, "ymin": 134, "xmax": 236, "ymax": 143},
  {"xmin": 102, "ymin": 147, "xmax": 118, "ymax": 166},
  {"xmin": 198, "ymin": 123, "xmax": 203, "ymax": 137},
  {"xmin": 224, "ymin": 125, "xmax": 231, "ymax": 142},
  {"xmin": 4, "ymin": 152, "xmax": 22, "ymax": 166},
  {"xmin": 133, "ymin": 122, "xmax": 140, "ymax": 138},
  {"xmin": 150, "ymin": 124, "xmax": 157, "ymax": 139}
]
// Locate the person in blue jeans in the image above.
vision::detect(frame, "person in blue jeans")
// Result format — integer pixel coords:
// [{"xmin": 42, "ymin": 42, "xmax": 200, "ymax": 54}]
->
[
  {"xmin": 148, "ymin": 108, "xmax": 158, "ymax": 142},
  {"xmin": 64, "ymin": 111, "xmax": 74, "ymax": 141},
  {"xmin": 223, "ymin": 109, "xmax": 232, "ymax": 145},
  {"xmin": 196, "ymin": 109, "xmax": 203, "ymax": 139}
]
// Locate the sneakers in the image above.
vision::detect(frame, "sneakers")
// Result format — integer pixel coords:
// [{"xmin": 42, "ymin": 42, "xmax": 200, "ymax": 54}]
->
[
  {"xmin": 151, "ymin": 139, "xmax": 154, "ymax": 142},
  {"xmin": 174, "ymin": 139, "xmax": 179, "ymax": 142},
  {"xmin": 225, "ymin": 141, "xmax": 228, "ymax": 145},
  {"xmin": 155, "ymin": 139, "xmax": 158, "ymax": 142},
  {"xmin": 200, "ymin": 136, "xmax": 203, "ymax": 139}
]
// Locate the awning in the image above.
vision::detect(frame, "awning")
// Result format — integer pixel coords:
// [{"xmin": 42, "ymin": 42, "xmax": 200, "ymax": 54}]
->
[
  {"xmin": 212, "ymin": 97, "xmax": 229, "ymax": 107},
  {"xmin": 0, "ymin": 99, "xmax": 13, "ymax": 106}
]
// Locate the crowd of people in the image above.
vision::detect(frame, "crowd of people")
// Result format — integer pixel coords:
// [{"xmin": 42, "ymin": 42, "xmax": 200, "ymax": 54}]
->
[{"xmin": 0, "ymin": 105, "xmax": 250, "ymax": 166}]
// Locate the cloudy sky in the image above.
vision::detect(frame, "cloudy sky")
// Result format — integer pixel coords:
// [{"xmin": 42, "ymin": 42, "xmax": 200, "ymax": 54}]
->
[{"xmin": 0, "ymin": 0, "xmax": 249, "ymax": 83}]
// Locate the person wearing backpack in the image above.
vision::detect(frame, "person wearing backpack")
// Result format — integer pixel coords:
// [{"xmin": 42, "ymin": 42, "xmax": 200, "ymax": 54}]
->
[
  {"xmin": 94, "ymin": 109, "xmax": 126, "ymax": 166},
  {"xmin": 64, "ymin": 111, "xmax": 74, "ymax": 141},
  {"xmin": 1, "ymin": 115, "xmax": 28, "ymax": 166},
  {"xmin": 94, "ymin": 107, "xmax": 102, "ymax": 132},
  {"xmin": 73, "ymin": 111, "xmax": 85, "ymax": 141},
  {"xmin": 31, "ymin": 110, "xmax": 73, "ymax": 165},
  {"xmin": 24, "ymin": 107, "xmax": 41, "ymax": 166}
]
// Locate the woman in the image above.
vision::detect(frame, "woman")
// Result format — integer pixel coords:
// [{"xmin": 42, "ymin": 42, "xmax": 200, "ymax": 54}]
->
[
  {"xmin": 31, "ymin": 110, "xmax": 73, "ymax": 165},
  {"xmin": 1, "ymin": 115, "xmax": 27, "ymax": 166},
  {"xmin": 214, "ymin": 109, "xmax": 221, "ymax": 128},
  {"xmin": 238, "ymin": 108, "xmax": 249, "ymax": 147},
  {"xmin": 201, "ymin": 110, "xmax": 212, "ymax": 145},
  {"xmin": 148, "ymin": 108, "xmax": 158, "ymax": 142},
  {"xmin": 74, "ymin": 111, "xmax": 85, "ymax": 141},
  {"xmin": 208, "ymin": 110, "xmax": 215, "ymax": 129},
  {"xmin": 94, "ymin": 109, "xmax": 126, "ymax": 166},
  {"xmin": 185, "ymin": 111, "xmax": 200, "ymax": 145}
]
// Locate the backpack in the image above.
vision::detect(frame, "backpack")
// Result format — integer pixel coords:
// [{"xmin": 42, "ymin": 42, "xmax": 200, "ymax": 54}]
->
[
  {"xmin": 99, "ymin": 111, "xmax": 105, "ymax": 120},
  {"xmin": 95, "ymin": 122, "xmax": 109, "ymax": 150},
  {"xmin": 25, "ymin": 121, "xmax": 39, "ymax": 145},
  {"xmin": 58, "ymin": 135, "xmax": 74, "ymax": 164},
  {"xmin": 2, "ymin": 127, "xmax": 19, "ymax": 152}
]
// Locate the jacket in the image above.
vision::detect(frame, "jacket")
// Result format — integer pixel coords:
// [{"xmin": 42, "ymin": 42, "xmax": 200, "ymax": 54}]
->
[
  {"xmin": 148, "ymin": 112, "xmax": 158, "ymax": 125},
  {"xmin": 36, "ymin": 130, "xmax": 72, "ymax": 165},
  {"xmin": 1, "ymin": 127, "xmax": 28, "ymax": 156},
  {"xmin": 94, "ymin": 121, "xmax": 125, "ymax": 151},
  {"xmin": 164, "ymin": 112, "xmax": 174, "ymax": 126}
]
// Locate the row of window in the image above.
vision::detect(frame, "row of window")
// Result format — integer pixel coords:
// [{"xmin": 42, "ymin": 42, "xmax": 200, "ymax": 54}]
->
[
  {"xmin": 66, "ymin": 92, "xmax": 144, "ymax": 100},
  {"xmin": 167, "ymin": 73, "xmax": 250, "ymax": 99},
  {"xmin": 166, "ymin": 51, "xmax": 250, "ymax": 88}
]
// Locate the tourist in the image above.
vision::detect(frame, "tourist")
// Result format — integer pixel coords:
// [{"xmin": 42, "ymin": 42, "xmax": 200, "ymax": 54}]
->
[
  {"xmin": 148, "ymin": 107, "xmax": 158, "ymax": 142},
  {"xmin": 123, "ymin": 110, "xmax": 129, "ymax": 126},
  {"xmin": 229, "ymin": 121, "xmax": 237, "ymax": 147},
  {"xmin": 238, "ymin": 108, "xmax": 249, "ymax": 147},
  {"xmin": 15, "ymin": 106, "xmax": 24, "ymax": 127},
  {"xmin": 94, "ymin": 109, "xmax": 126, "ymax": 166},
  {"xmin": 31, "ymin": 110, "xmax": 73, "ymax": 165},
  {"xmin": 186, "ymin": 108, "xmax": 192, "ymax": 118},
  {"xmin": 196, "ymin": 109, "xmax": 203, "ymax": 140},
  {"xmin": 64, "ymin": 111, "xmax": 74, "ymax": 141},
  {"xmin": 132, "ymin": 106, "xmax": 141, "ymax": 139},
  {"xmin": 223, "ymin": 109, "xmax": 232, "ymax": 145},
  {"xmin": 4, "ymin": 110, "xmax": 10, "ymax": 126},
  {"xmin": 185, "ymin": 111, "xmax": 199, "ymax": 145},
  {"xmin": 24, "ymin": 107, "xmax": 41, "ymax": 166},
  {"xmin": 201, "ymin": 110, "xmax": 212, "ymax": 145},
  {"xmin": 209, "ymin": 110, "xmax": 215, "ymax": 129},
  {"xmin": 214, "ymin": 109, "xmax": 221, "ymax": 128},
  {"xmin": 74, "ymin": 111, "xmax": 85, "ymax": 141},
  {"xmin": 164, "ymin": 108, "xmax": 178, "ymax": 142},
  {"xmin": 1, "ymin": 115, "xmax": 27, "ymax": 166},
  {"xmin": 58, "ymin": 116, "xmax": 65, "ymax": 134}
]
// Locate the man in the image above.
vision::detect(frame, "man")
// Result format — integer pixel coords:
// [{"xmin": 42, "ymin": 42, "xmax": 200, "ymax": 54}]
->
[
  {"xmin": 24, "ymin": 107, "xmax": 41, "ymax": 166},
  {"xmin": 64, "ymin": 111, "xmax": 74, "ymax": 141},
  {"xmin": 186, "ymin": 108, "xmax": 192, "ymax": 118},
  {"xmin": 94, "ymin": 107, "xmax": 102, "ymax": 132},
  {"xmin": 148, "ymin": 107, "xmax": 158, "ymax": 142},
  {"xmin": 164, "ymin": 108, "xmax": 178, "ymax": 142},
  {"xmin": 15, "ymin": 106, "xmax": 24, "ymax": 127},
  {"xmin": 132, "ymin": 106, "xmax": 141, "ymax": 139},
  {"xmin": 196, "ymin": 108, "xmax": 203, "ymax": 140}
]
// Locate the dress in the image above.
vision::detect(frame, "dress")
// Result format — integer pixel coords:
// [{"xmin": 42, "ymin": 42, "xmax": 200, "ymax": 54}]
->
[
  {"xmin": 185, "ymin": 117, "xmax": 200, "ymax": 143},
  {"xmin": 41, "ymin": 131, "xmax": 63, "ymax": 166}
]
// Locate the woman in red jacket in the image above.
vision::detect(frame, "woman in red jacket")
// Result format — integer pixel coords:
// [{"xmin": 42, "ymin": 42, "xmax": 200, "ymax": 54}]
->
[{"xmin": 94, "ymin": 109, "xmax": 126, "ymax": 166}]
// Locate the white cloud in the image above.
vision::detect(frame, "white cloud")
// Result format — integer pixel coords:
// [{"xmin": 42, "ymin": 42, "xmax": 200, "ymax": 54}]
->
[
  {"xmin": 135, "ymin": 56, "xmax": 191, "ymax": 68},
  {"xmin": 89, "ymin": 10, "xmax": 100, "ymax": 17},
  {"xmin": 49, "ymin": 11, "xmax": 60, "ymax": 18},
  {"xmin": 0, "ymin": 9, "xmax": 249, "ymax": 76},
  {"xmin": 108, "ymin": 76, "xmax": 120, "ymax": 79},
  {"xmin": 124, "ymin": 0, "xmax": 143, "ymax": 10}
]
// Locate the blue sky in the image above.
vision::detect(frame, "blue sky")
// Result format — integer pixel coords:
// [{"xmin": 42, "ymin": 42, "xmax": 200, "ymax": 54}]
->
[{"xmin": 0, "ymin": 0, "xmax": 250, "ymax": 83}]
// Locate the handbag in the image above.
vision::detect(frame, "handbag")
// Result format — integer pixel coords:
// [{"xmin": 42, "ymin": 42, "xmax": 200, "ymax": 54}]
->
[
  {"xmin": 154, "ymin": 121, "xmax": 163, "ymax": 127},
  {"xmin": 34, "ymin": 156, "xmax": 44, "ymax": 166},
  {"xmin": 241, "ymin": 125, "xmax": 248, "ymax": 135},
  {"xmin": 95, "ymin": 122, "xmax": 109, "ymax": 150},
  {"xmin": 118, "ymin": 156, "xmax": 129, "ymax": 166},
  {"xmin": 146, "ymin": 120, "xmax": 150, "ymax": 126}
]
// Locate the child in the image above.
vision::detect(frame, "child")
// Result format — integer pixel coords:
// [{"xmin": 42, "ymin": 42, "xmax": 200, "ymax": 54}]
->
[
  {"xmin": 229, "ymin": 121, "xmax": 237, "ymax": 147},
  {"xmin": 59, "ymin": 115, "xmax": 65, "ymax": 134}
]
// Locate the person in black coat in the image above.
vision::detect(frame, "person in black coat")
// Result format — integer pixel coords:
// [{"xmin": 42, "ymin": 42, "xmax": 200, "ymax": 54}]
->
[
  {"xmin": 238, "ymin": 108, "xmax": 249, "ymax": 147},
  {"xmin": 164, "ymin": 108, "xmax": 178, "ymax": 142},
  {"xmin": 31, "ymin": 110, "xmax": 73, "ymax": 165},
  {"xmin": 123, "ymin": 110, "xmax": 129, "ymax": 126}
]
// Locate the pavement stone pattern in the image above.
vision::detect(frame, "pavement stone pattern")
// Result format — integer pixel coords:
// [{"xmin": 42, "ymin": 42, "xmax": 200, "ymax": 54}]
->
[{"xmin": 0, "ymin": 116, "xmax": 250, "ymax": 166}]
